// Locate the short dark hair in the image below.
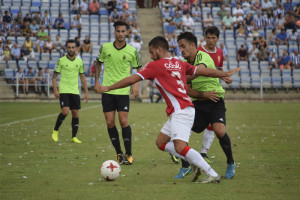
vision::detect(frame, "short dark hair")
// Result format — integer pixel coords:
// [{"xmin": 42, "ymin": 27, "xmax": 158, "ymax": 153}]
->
[
  {"xmin": 148, "ymin": 36, "xmax": 169, "ymax": 51},
  {"xmin": 66, "ymin": 39, "xmax": 76, "ymax": 46},
  {"xmin": 114, "ymin": 21, "xmax": 129, "ymax": 30},
  {"xmin": 177, "ymin": 32, "xmax": 197, "ymax": 47},
  {"xmin": 204, "ymin": 26, "xmax": 220, "ymax": 38}
]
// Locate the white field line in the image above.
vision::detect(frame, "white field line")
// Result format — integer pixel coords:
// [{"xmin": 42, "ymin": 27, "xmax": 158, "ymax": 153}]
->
[{"xmin": 0, "ymin": 105, "xmax": 100, "ymax": 127}]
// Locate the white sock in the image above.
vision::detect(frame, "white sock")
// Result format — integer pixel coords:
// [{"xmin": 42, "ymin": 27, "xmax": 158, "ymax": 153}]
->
[
  {"xmin": 164, "ymin": 142, "xmax": 185, "ymax": 160},
  {"xmin": 185, "ymin": 148, "xmax": 218, "ymax": 177},
  {"xmin": 201, "ymin": 129, "xmax": 215, "ymax": 154}
]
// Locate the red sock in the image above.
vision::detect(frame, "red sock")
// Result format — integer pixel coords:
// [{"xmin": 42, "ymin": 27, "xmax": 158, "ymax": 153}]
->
[
  {"xmin": 180, "ymin": 146, "xmax": 191, "ymax": 156},
  {"xmin": 207, "ymin": 125, "xmax": 213, "ymax": 131},
  {"xmin": 159, "ymin": 144, "xmax": 166, "ymax": 151}
]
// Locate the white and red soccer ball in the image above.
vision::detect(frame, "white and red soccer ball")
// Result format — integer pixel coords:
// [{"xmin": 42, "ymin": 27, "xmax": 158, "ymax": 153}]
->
[{"xmin": 100, "ymin": 160, "xmax": 121, "ymax": 181}]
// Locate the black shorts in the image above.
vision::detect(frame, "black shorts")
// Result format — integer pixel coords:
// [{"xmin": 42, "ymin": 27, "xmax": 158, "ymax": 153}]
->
[
  {"xmin": 101, "ymin": 93, "xmax": 130, "ymax": 112},
  {"xmin": 192, "ymin": 98, "xmax": 226, "ymax": 133},
  {"xmin": 59, "ymin": 93, "xmax": 81, "ymax": 110}
]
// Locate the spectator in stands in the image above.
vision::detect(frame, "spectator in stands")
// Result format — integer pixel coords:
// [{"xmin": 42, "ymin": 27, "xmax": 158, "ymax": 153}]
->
[
  {"xmin": 168, "ymin": 0, "xmax": 181, "ymax": 7},
  {"xmin": 172, "ymin": 5, "xmax": 183, "ymax": 17},
  {"xmin": 44, "ymin": 36, "xmax": 55, "ymax": 53},
  {"xmin": 0, "ymin": 40, "xmax": 4, "ymax": 61},
  {"xmin": 116, "ymin": 0, "xmax": 127, "ymax": 12},
  {"xmin": 11, "ymin": 43, "xmax": 21, "ymax": 61},
  {"xmin": 252, "ymin": 0, "xmax": 261, "ymax": 12},
  {"xmin": 248, "ymin": 43, "xmax": 259, "ymax": 61},
  {"xmin": 20, "ymin": 21, "xmax": 31, "ymax": 36},
  {"xmin": 32, "ymin": 12, "xmax": 41, "ymax": 26},
  {"xmin": 37, "ymin": 26, "xmax": 48, "ymax": 41},
  {"xmin": 41, "ymin": 10, "xmax": 52, "ymax": 31},
  {"xmin": 164, "ymin": 19, "xmax": 176, "ymax": 36},
  {"xmin": 232, "ymin": 14, "xmax": 244, "ymax": 31},
  {"xmin": 26, "ymin": 67, "xmax": 38, "ymax": 94},
  {"xmin": 181, "ymin": 0, "xmax": 191, "ymax": 15},
  {"xmin": 203, "ymin": 13, "xmax": 214, "ymax": 30},
  {"xmin": 110, "ymin": 8, "xmax": 120, "ymax": 23},
  {"xmin": 89, "ymin": 0, "xmax": 100, "ymax": 15},
  {"xmin": 89, "ymin": 61, "xmax": 96, "ymax": 77},
  {"xmin": 295, "ymin": 4, "xmax": 300, "ymax": 19},
  {"xmin": 71, "ymin": 0, "xmax": 80, "ymax": 14},
  {"xmin": 71, "ymin": 14, "xmax": 82, "ymax": 35},
  {"xmin": 173, "ymin": 12, "xmax": 183, "ymax": 29},
  {"xmin": 258, "ymin": 46, "xmax": 269, "ymax": 61},
  {"xmin": 243, "ymin": 12, "xmax": 253, "ymax": 31},
  {"xmin": 237, "ymin": 45, "xmax": 248, "ymax": 61},
  {"xmin": 119, "ymin": 6, "xmax": 130, "ymax": 23},
  {"xmin": 268, "ymin": 52, "xmax": 278, "ymax": 70},
  {"xmin": 166, "ymin": 34, "xmax": 177, "ymax": 54},
  {"xmin": 82, "ymin": 35, "xmax": 93, "ymax": 53},
  {"xmin": 36, "ymin": 68, "xmax": 46, "ymax": 94},
  {"xmin": 36, "ymin": 36, "xmax": 45, "ymax": 53},
  {"xmin": 148, "ymin": 80, "xmax": 162, "ymax": 103},
  {"xmin": 217, "ymin": 4, "xmax": 227, "ymax": 20},
  {"xmin": 241, "ymin": 0, "xmax": 251, "ymax": 10},
  {"xmin": 220, "ymin": 43, "xmax": 228, "ymax": 61},
  {"xmin": 268, "ymin": 29, "xmax": 277, "ymax": 45},
  {"xmin": 2, "ymin": 11, "xmax": 12, "ymax": 24},
  {"xmin": 276, "ymin": 28, "xmax": 288, "ymax": 46},
  {"xmin": 9, "ymin": 19, "xmax": 20, "ymax": 36},
  {"xmin": 283, "ymin": 0, "xmax": 293, "ymax": 15},
  {"xmin": 162, "ymin": 7, "xmax": 171, "ymax": 23},
  {"xmin": 290, "ymin": 50, "xmax": 300, "ymax": 69},
  {"xmin": 264, "ymin": 13, "xmax": 275, "ymax": 30},
  {"xmin": 30, "ymin": 19, "xmax": 40, "ymax": 37},
  {"xmin": 128, "ymin": 12, "xmax": 138, "ymax": 27},
  {"xmin": 248, "ymin": 22, "xmax": 260, "ymax": 38},
  {"xmin": 54, "ymin": 34, "xmax": 64, "ymax": 54},
  {"xmin": 278, "ymin": 50, "xmax": 291, "ymax": 70},
  {"xmin": 6, "ymin": 39, "xmax": 12, "ymax": 50},
  {"xmin": 258, "ymin": 36, "xmax": 268, "ymax": 50},
  {"xmin": 74, "ymin": 36, "xmax": 81, "ymax": 57},
  {"xmin": 15, "ymin": 12, "xmax": 23, "ymax": 24},
  {"xmin": 21, "ymin": 44, "xmax": 35, "ymax": 61},
  {"xmin": 24, "ymin": 34, "xmax": 34, "ymax": 52},
  {"xmin": 253, "ymin": 11, "xmax": 264, "ymax": 30},
  {"xmin": 274, "ymin": 5, "xmax": 285, "ymax": 18},
  {"xmin": 284, "ymin": 13, "xmax": 296, "ymax": 30},
  {"xmin": 80, "ymin": 0, "xmax": 90, "ymax": 15},
  {"xmin": 222, "ymin": 12, "xmax": 233, "ymax": 31},
  {"xmin": 3, "ymin": 45, "xmax": 11, "ymax": 61},
  {"xmin": 23, "ymin": 13, "xmax": 32, "ymax": 24},
  {"xmin": 106, "ymin": 0, "xmax": 116, "ymax": 15},
  {"xmin": 54, "ymin": 13, "xmax": 65, "ymax": 29},
  {"xmin": 232, "ymin": 3, "xmax": 244, "ymax": 18},
  {"xmin": 14, "ymin": 68, "xmax": 26, "ymax": 93},
  {"xmin": 236, "ymin": 24, "xmax": 246, "ymax": 39},
  {"xmin": 182, "ymin": 12, "xmax": 194, "ymax": 31},
  {"xmin": 288, "ymin": 29, "xmax": 300, "ymax": 46},
  {"xmin": 0, "ymin": 21, "xmax": 10, "ymax": 36},
  {"xmin": 261, "ymin": 0, "xmax": 273, "ymax": 14},
  {"xmin": 275, "ymin": 13, "xmax": 285, "ymax": 30},
  {"xmin": 191, "ymin": 6, "xmax": 201, "ymax": 22},
  {"xmin": 130, "ymin": 35, "xmax": 141, "ymax": 52}
]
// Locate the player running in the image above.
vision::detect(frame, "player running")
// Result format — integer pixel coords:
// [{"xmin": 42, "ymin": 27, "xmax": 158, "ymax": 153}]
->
[
  {"xmin": 96, "ymin": 36, "xmax": 240, "ymax": 183},
  {"xmin": 94, "ymin": 21, "xmax": 142, "ymax": 165},
  {"xmin": 52, "ymin": 39, "xmax": 88, "ymax": 143}
]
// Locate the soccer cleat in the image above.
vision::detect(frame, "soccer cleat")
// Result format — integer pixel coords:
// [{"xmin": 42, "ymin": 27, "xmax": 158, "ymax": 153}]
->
[
  {"xmin": 117, "ymin": 153, "xmax": 125, "ymax": 164},
  {"xmin": 197, "ymin": 174, "xmax": 221, "ymax": 184},
  {"xmin": 71, "ymin": 137, "xmax": 82, "ymax": 144},
  {"xmin": 52, "ymin": 130, "xmax": 58, "ymax": 142},
  {"xmin": 124, "ymin": 154, "xmax": 134, "ymax": 165},
  {"xmin": 201, "ymin": 153, "xmax": 214, "ymax": 164},
  {"xmin": 191, "ymin": 164, "xmax": 201, "ymax": 182},
  {"xmin": 225, "ymin": 162, "xmax": 236, "ymax": 179},
  {"xmin": 170, "ymin": 153, "xmax": 179, "ymax": 164},
  {"xmin": 174, "ymin": 167, "xmax": 192, "ymax": 179}
]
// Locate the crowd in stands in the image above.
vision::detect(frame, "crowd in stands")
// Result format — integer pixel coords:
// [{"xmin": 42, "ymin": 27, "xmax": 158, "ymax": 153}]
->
[{"xmin": 0, "ymin": 0, "xmax": 141, "ymax": 94}]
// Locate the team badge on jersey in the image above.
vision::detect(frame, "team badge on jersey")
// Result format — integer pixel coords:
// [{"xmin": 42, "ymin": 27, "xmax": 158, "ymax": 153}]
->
[{"xmin": 123, "ymin": 55, "xmax": 126, "ymax": 61}]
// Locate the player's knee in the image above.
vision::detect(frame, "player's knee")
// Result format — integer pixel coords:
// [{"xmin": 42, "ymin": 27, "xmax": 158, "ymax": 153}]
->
[{"xmin": 61, "ymin": 110, "xmax": 69, "ymax": 116}]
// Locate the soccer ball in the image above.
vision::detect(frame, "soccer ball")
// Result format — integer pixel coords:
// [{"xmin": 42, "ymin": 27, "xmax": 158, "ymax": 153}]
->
[{"xmin": 100, "ymin": 160, "xmax": 121, "ymax": 181}]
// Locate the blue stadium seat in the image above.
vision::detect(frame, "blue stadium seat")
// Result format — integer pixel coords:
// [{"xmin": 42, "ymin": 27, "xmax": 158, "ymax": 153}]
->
[
  {"xmin": 18, "ymin": 60, "xmax": 28, "ymax": 69},
  {"xmin": 7, "ymin": 60, "xmax": 18, "ymax": 70},
  {"xmin": 48, "ymin": 61, "xmax": 56, "ymax": 69},
  {"xmin": 32, "ymin": 0, "xmax": 42, "ymax": 7}
]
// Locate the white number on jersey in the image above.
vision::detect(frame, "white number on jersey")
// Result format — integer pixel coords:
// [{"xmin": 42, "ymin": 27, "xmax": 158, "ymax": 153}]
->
[{"xmin": 171, "ymin": 71, "xmax": 186, "ymax": 94}]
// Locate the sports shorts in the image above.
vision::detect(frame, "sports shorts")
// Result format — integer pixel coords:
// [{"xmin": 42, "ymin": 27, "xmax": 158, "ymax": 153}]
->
[
  {"xmin": 59, "ymin": 93, "xmax": 81, "ymax": 110},
  {"xmin": 192, "ymin": 98, "xmax": 226, "ymax": 133},
  {"xmin": 101, "ymin": 93, "xmax": 130, "ymax": 112},
  {"xmin": 161, "ymin": 106, "xmax": 195, "ymax": 143}
]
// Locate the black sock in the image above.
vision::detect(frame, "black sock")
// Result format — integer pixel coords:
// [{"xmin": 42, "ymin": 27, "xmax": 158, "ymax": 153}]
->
[
  {"xmin": 218, "ymin": 133, "xmax": 234, "ymax": 164},
  {"xmin": 108, "ymin": 126, "xmax": 122, "ymax": 155},
  {"xmin": 122, "ymin": 125, "xmax": 132, "ymax": 156},
  {"xmin": 200, "ymin": 153, "xmax": 207, "ymax": 157},
  {"xmin": 72, "ymin": 118, "xmax": 79, "ymax": 138},
  {"xmin": 181, "ymin": 159, "xmax": 190, "ymax": 168},
  {"xmin": 54, "ymin": 113, "xmax": 67, "ymax": 131}
]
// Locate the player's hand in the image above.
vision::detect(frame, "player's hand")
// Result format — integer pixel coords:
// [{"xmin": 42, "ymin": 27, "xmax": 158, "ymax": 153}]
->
[
  {"xmin": 221, "ymin": 76, "xmax": 232, "ymax": 84},
  {"xmin": 202, "ymin": 90, "xmax": 220, "ymax": 103},
  {"xmin": 131, "ymin": 84, "xmax": 139, "ymax": 98},
  {"xmin": 227, "ymin": 67, "xmax": 241, "ymax": 76},
  {"xmin": 94, "ymin": 82, "xmax": 100, "ymax": 93},
  {"xmin": 99, "ymin": 85, "xmax": 109, "ymax": 93},
  {"xmin": 84, "ymin": 93, "xmax": 88, "ymax": 103},
  {"xmin": 54, "ymin": 89, "xmax": 60, "ymax": 98}
]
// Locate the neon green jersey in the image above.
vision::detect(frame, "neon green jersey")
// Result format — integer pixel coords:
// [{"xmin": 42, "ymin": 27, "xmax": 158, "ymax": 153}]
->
[
  {"xmin": 54, "ymin": 56, "xmax": 85, "ymax": 94},
  {"xmin": 98, "ymin": 42, "xmax": 142, "ymax": 95},
  {"xmin": 190, "ymin": 51, "xmax": 225, "ymax": 99}
]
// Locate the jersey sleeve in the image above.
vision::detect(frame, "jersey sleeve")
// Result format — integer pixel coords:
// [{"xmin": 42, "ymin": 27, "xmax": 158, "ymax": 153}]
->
[
  {"xmin": 97, "ymin": 45, "xmax": 105, "ymax": 63},
  {"xmin": 54, "ymin": 58, "xmax": 61, "ymax": 73},
  {"xmin": 183, "ymin": 61, "xmax": 196, "ymax": 75},
  {"xmin": 137, "ymin": 62, "xmax": 155, "ymax": 80},
  {"xmin": 79, "ymin": 59, "xmax": 85, "ymax": 74},
  {"xmin": 131, "ymin": 48, "xmax": 142, "ymax": 69}
]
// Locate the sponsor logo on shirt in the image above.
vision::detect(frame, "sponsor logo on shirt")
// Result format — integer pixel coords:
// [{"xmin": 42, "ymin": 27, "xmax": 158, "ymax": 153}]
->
[{"xmin": 164, "ymin": 61, "xmax": 181, "ymax": 70}]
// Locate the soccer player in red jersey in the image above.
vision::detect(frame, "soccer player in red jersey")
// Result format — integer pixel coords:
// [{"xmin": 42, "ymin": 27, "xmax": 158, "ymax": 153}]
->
[{"xmin": 96, "ymin": 36, "xmax": 240, "ymax": 183}]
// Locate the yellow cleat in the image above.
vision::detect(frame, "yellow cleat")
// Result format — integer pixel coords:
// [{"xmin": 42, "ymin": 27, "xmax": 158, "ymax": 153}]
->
[
  {"xmin": 52, "ymin": 130, "xmax": 58, "ymax": 142},
  {"xmin": 124, "ymin": 154, "xmax": 134, "ymax": 165},
  {"xmin": 71, "ymin": 137, "xmax": 82, "ymax": 144}
]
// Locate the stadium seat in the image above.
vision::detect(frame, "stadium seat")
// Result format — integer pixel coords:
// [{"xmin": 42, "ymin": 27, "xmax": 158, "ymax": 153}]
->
[
  {"xmin": 39, "ymin": 60, "xmax": 49, "ymax": 68},
  {"xmin": 4, "ymin": 68, "xmax": 15, "ymax": 83},
  {"xmin": 48, "ymin": 61, "xmax": 56, "ymax": 69},
  {"xmin": 32, "ymin": 0, "xmax": 42, "ymax": 7},
  {"xmin": 7, "ymin": 60, "xmax": 18, "ymax": 70},
  {"xmin": 261, "ymin": 76, "xmax": 272, "ymax": 88},
  {"xmin": 13, "ymin": 0, "xmax": 22, "ymax": 6},
  {"xmin": 10, "ymin": 6, "xmax": 20, "ymax": 17},
  {"xmin": 28, "ymin": 60, "xmax": 38, "ymax": 69},
  {"xmin": 18, "ymin": 60, "xmax": 28, "ymax": 69},
  {"xmin": 2, "ymin": 0, "xmax": 13, "ymax": 6},
  {"xmin": 231, "ymin": 74, "xmax": 241, "ymax": 89}
]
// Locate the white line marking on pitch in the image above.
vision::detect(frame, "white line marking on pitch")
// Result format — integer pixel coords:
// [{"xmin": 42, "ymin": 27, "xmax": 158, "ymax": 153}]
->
[{"xmin": 0, "ymin": 105, "xmax": 100, "ymax": 127}]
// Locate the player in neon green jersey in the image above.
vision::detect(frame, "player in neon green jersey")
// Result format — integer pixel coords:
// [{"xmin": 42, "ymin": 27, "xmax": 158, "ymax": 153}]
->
[
  {"xmin": 177, "ymin": 31, "xmax": 236, "ymax": 179},
  {"xmin": 94, "ymin": 21, "xmax": 142, "ymax": 165},
  {"xmin": 52, "ymin": 39, "xmax": 88, "ymax": 144}
]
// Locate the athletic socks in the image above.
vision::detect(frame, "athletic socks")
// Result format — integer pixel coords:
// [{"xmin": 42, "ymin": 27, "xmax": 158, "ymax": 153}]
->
[
  {"xmin": 201, "ymin": 128, "xmax": 215, "ymax": 154},
  {"xmin": 122, "ymin": 125, "xmax": 132, "ymax": 156},
  {"xmin": 54, "ymin": 113, "xmax": 67, "ymax": 131},
  {"xmin": 108, "ymin": 126, "xmax": 122, "ymax": 155},
  {"xmin": 71, "ymin": 118, "xmax": 79, "ymax": 138},
  {"xmin": 218, "ymin": 133, "xmax": 234, "ymax": 164}
]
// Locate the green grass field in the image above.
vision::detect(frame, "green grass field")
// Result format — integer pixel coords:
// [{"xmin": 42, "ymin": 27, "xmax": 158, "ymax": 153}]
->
[{"xmin": 0, "ymin": 102, "xmax": 300, "ymax": 200}]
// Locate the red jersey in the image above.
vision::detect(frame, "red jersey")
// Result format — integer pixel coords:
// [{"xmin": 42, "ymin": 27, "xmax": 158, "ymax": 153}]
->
[
  {"xmin": 137, "ymin": 58, "xmax": 196, "ymax": 116},
  {"xmin": 198, "ymin": 45, "xmax": 223, "ymax": 70}
]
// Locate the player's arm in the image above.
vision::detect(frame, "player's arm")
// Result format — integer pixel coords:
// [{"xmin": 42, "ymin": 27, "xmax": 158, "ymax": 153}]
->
[
  {"xmin": 94, "ymin": 60, "xmax": 102, "ymax": 92},
  {"xmin": 218, "ymin": 67, "xmax": 233, "ymax": 84},
  {"xmin": 98, "ymin": 74, "xmax": 142, "ymax": 94},
  {"xmin": 52, "ymin": 72, "xmax": 59, "ymax": 98},
  {"xmin": 130, "ymin": 67, "xmax": 142, "ymax": 98},
  {"xmin": 79, "ymin": 73, "xmax": 88, "ymax": 102},
  {"xmin": 195, "ymin": 64, "xmax": 240, "ymax": 78},
  {"xmin": 187, "ymin": 84, "xmax": 220, "ymax": 103}
]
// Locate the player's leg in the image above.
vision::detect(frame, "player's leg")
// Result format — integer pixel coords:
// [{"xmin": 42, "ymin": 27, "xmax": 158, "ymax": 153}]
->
[
  {"xmin": 201, "ymin": 125, "xmax": 215, "ymax": 164},
  {"xmin": 70, "ymin": 94, "xmax": 81, "ymax": 143},
  {"xmin": 52, "ymin": 94, "xmax": 70, "ymax": 142}
]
